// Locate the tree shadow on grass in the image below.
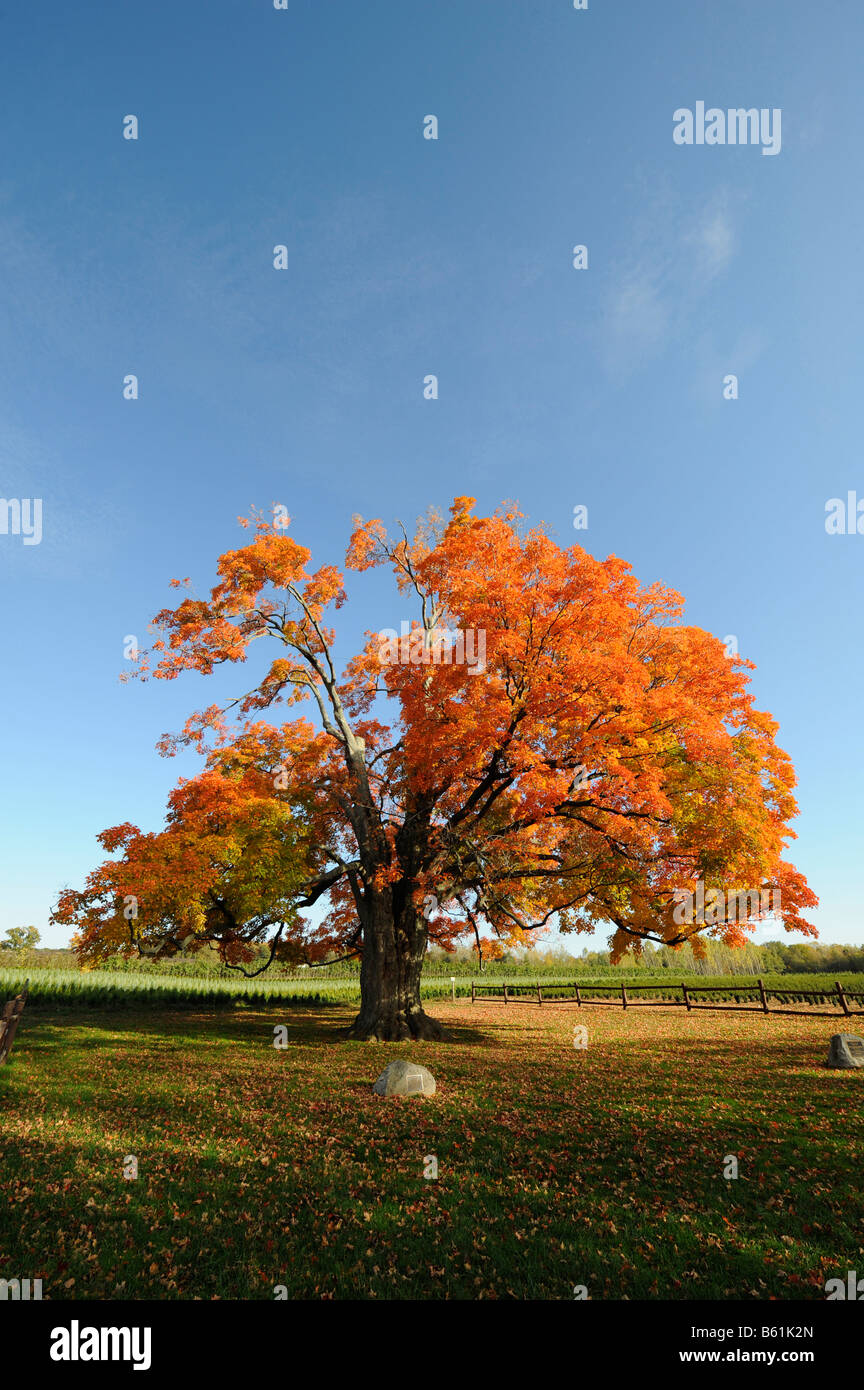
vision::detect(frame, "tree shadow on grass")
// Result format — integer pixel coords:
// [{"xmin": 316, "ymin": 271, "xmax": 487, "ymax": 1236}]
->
[
  {"xmin": 1, "ymin": 1089, "xmax": 854, "ymax": 1300},
  {"xmin": 3, "ymin": 1007, "xmax": 497, "ymax": 1059}
]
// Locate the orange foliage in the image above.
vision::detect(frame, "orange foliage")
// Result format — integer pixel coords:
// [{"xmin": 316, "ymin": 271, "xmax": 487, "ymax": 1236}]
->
[{"xmin": 60, "ymin": 499, "xmax": 816, "ymax": 972}]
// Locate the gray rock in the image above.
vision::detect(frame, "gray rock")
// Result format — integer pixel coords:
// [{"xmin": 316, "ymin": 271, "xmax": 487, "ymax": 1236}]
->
[
  {"xmin": 372, "ymin": 1059, "xmax": 436, "ymax": 1097},
  {"xmin": 826, "ymin": 1034, "xmax": 864, "ymax": 1069}
]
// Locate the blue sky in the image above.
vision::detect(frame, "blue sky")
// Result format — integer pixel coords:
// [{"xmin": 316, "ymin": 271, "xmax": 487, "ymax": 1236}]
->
[{"xmin": 1, "ymin": 0, "xmax": 861, "ymax": 953}]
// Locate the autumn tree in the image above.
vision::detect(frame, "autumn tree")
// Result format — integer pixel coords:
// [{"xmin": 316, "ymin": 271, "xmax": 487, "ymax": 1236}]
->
[
  {"xmin": 55, "ymin": 498, "xmax": 816, "ymax": 1039},
  {"xmin": 1, "ymin": 925, "xmax": 40, "ymax": 953},
  {"xmin": 53, "ymin": 771, "xmax": 312, "ymax": 969}
]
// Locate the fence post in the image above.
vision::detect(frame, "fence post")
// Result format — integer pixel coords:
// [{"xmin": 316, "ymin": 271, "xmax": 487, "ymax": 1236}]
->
[
  {"xmin": 471, "ymin": 980, "xmax": 475, "ymax": 1004},
  {"xmin": 0, "ymin": 982, "xmax": 28, "ymax": 1066},
  {"xmin": 5, "ymin": 1003, "xmax": 23, "ymax": 1053},
  {"xmin": 503, "ymin": 982, "xmax": 509, "ymax": 1004},
  {"xmin": 682, "ymin": 982, "xmax": 691, "ymax": 1012},
  {"xmin": 621, "ymin": 983, "xmax": 628, "ymax": 1010},
  {"xmin": 836, "ymin": 981, "xmax": 851, "ymax": 1017},
  {"xmin": 537, "ymin": 983, "xmax": 542, "ymax": 1006},
  {"xmin": 575, "ymin": 985, "xmax": 581, "ymax": 1007},
  {"xmin": 758, "ymin": 977, "xmax": 769, "ymax": 1014}
]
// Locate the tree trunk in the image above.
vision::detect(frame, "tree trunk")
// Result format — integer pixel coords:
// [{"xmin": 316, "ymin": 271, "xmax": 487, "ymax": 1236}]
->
[{"xmin": 348, "ymin": 892, "xmax": 443, "ymax": 1041}]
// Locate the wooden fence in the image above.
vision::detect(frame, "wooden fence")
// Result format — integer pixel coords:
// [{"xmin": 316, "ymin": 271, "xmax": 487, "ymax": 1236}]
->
[
  {"xmin": 0, "ymin": 981, "xmax": 29, "ymax": 1065},
  {"xmin": 470, "ymin": 978, "xmax": 864, "ymax": 1020}
]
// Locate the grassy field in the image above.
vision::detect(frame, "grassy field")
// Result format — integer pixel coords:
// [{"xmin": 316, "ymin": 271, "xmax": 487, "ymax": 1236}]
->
[
  {"xmin": 2, "ymin": 966, "xmax": 863, "ymax": 1010},
  {"xmin": 1, "ymin": 997, "xmax": 861, "ymax": 1300}
]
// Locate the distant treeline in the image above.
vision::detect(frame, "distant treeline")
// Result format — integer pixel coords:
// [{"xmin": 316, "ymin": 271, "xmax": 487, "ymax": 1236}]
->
[
  {"xmin": 5, "ymin": 938, "xmax": 864, "ymax": 978},
  {"xmin": 432, "ymin": 941, "xmax": 864, "ymax": 977}
]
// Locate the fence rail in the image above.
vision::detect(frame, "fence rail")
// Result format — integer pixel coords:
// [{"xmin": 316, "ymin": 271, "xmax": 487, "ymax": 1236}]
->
[
  {"xmin": 0, "ymin": 981, "xmax": 29, "ymax": 1064},
  {"xmin": 470, "ymin": 978, "xmax": 863, "ymax": 1019}
]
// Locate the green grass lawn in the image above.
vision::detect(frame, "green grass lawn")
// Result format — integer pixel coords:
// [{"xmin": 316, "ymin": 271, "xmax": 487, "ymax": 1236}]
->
[{"xmin": 1, "ymin": 1000, "xmax": 861, "ymax": 1300}]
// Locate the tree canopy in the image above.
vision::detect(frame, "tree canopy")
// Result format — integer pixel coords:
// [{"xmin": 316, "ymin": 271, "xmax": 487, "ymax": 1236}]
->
[
  {"xmin": 52, "ymin": 497, "xmax": 817, "ymax": 1037},
  {"xmin": 1, "ymin": 925, "xmax": 40, "ymax": 953}
]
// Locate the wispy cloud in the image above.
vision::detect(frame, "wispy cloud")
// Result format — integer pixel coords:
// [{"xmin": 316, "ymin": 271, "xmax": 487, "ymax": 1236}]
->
[
  {"xmin": 597, "ymin": 187, "xmax": 739, "ymax": 375},
  {"xmin": 690, "ymin": 201, "xmax": 736, "ymax": 278}
]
